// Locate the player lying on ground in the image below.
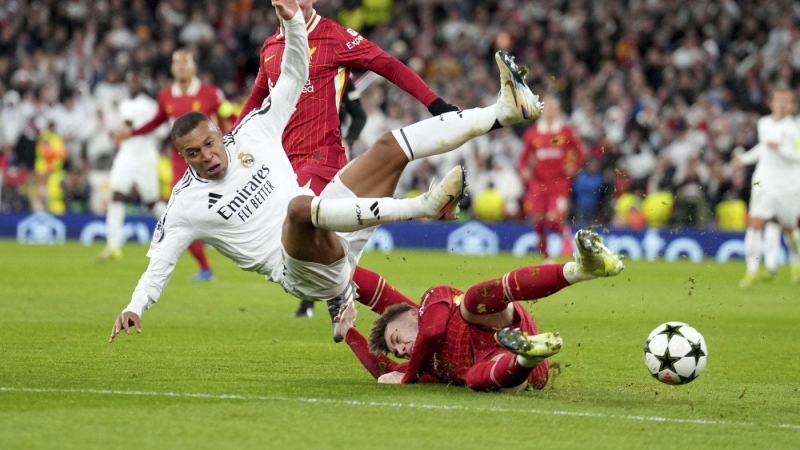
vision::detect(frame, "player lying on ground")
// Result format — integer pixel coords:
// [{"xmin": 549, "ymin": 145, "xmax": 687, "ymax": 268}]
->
[
  {"xmin": 109, "ymin": 0, "xmax": 544, "ymax": 343},
  {"xmin": 337, "ymin": 229, "xmax": 624, "ymax": 391}
]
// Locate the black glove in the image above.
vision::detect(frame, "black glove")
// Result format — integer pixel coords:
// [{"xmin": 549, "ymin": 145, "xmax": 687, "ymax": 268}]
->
[{"xmin": 427, "ymin": 97, "xmax": 460, "ymax": 116}]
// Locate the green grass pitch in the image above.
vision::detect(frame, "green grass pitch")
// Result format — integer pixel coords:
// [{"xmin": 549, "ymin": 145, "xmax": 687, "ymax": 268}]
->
[{"xmin": 1, "ymin": 240, "xmax": 799, "ymax": 449}]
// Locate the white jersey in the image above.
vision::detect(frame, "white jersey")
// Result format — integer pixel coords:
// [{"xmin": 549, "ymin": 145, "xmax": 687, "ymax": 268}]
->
[
  {"xmin": 117, "ymin": 93, "xmax": 163, "ymax": 159},
  {"xmin": 744, "ymin": 115, "xmax": 800, "ymax": 196},
  {"xmin": 124, "ymin": 11, "xmax": 311, "ymax": 317}
]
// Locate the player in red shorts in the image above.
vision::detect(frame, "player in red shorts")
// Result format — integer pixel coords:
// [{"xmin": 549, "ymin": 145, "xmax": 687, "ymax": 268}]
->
[
  {"xmin": 235, "ymin": 0, "xmax": 458, "ymax": 325},
  {"xmin": 113, "ymin": 49, "xmax": 227, "ymax": 281},
  {"xmin": 518, "ymin": 94, "xmax": 585, "ymax": 262},
  {"xmin": 338, "ymin": 229, "xmax": 623, "ymax": 391}
]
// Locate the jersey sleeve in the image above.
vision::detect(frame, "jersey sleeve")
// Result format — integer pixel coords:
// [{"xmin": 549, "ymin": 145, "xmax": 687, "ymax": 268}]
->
[
  {"xmin": 123, "ymin": 258, "xmax": 177, "ymax": 317},
  {"xmin": 234, "ymin": 70, "xmax": 271, "ymax": 128},
  {"xmin": 331, "ymin": 24, "xmax": 438, "ymax": 107},
  {"xmin": 146, "ymin": 195, "xmax": 196, "ymax": 265},
  {"xmin": 232, "ymin": 11, "xmax": 308, "ymax": 141},
  {"xmin": 344, "ymin": 328, "xmax": 401, "ymax": 378},
  {"xmin": 132, "ymin": 92, "xmax": 168, "ymax": 136},
  {"xmin": 400, "ymin": 299, "xmax": 451, "ymax": 384}
]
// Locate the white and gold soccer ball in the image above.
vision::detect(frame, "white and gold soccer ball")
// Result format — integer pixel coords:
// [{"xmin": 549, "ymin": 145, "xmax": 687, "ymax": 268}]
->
[{"xmin": 643, "ymin": 322, "xmax": 708, "ymax": 385}]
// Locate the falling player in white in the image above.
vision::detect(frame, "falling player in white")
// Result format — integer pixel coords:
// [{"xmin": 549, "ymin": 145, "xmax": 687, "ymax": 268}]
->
[
  {"xmin": 98, "ymin": 70, "xmax": 168, "ymax": 261},
  {"xmin": 732, "ymin": 85, "xmax": 800, "ymax": 287},
  {"xmin": 109, "ymin": 0, "xmax": 544, "ymax": 343}
]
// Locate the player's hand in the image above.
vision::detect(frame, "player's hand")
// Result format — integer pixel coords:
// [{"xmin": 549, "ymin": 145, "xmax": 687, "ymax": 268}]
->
[
  {"xmin": 377, "ymin": 371, "xmax": 404, "ymax": 384},
  {"xmin": 337, "ymin": 302, "xmax": 358, "ymax": 336},
  {"xmin": 427, "ymin": 98, "xmax": 460, "ymax": 116},
  {"xmin": 109, "ymin": 311, "xmax": 142, "ymax": 343},
  {"xmin": 767, "ymin": 142, "xmax": 780, "ymax": 152},
  {"xmin": 272, "ymin": 0, "xmax": 299, "ymax": 20},
  {"xmin": 111, "ymin": 128, "xmax": 132, "ymax": 144},
  {"xmin": 730, "ymin": 157, "xmax": 744, "ymax": 171}
]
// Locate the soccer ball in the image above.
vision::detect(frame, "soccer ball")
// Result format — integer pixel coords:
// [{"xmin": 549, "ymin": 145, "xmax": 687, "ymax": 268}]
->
[{"xmin": 643, "ymin": 322, "xmax": 708, "ymax": 385}]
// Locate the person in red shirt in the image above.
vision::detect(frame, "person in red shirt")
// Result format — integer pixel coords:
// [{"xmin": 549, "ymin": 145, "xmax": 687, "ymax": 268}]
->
[
  {"xmin": 518, "ymin": 94, "xmax": 585, "ymax": 261},
  {"xmin": 339, "ymin": 229, "xmax": 623, "ymax": 391},
  {"xmin": 235, "ymin": 0, "xmax": 459, "ymax": 323},
  {"xmin": 113, "ymin": 49, "xmax": 227, "ymax": 281}
]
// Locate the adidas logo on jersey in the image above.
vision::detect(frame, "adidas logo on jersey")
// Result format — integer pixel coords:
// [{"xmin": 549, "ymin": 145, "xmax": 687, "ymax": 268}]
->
[{"xmin": 208, "ymin": 193, "xmax": 223, "ymax": 209}]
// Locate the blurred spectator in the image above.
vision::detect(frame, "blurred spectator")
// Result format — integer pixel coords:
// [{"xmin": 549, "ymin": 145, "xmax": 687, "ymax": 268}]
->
[{"xmin": 0, "ymin": 0, "xmax": 791, "ymax": 230}]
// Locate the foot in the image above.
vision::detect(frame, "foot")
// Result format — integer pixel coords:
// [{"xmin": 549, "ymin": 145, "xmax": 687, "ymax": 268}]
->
[
  {"xmin": 495, "ymin": 328, "xmax": 563, "ymax": 359},
  {"xmin": 291, "ymin": 300, "xmax": 314, "ymax": 319},
  {"xmin": 191, "ymin": 269, "xmax": 215, "ymax": 282},
  {"xmin": 96, "ymin": 247, "xmax": 122, "ymax": 262},
  {"xmin": 494, "ymin": 51, "xmax": 544, "ymax": 126},
  {"xmin": 421, "ymin": 165, "xmax": 467, "ymax": 221},
  {"xmin": 327, "ymin": 283, "xmax": 355, "ymax": 343},
  {"xmin": 574, "ymin": 229, "xmax": 624, "ymax": 277},
  {"xmin": 738, "ymin": 272, "xmax": 759, "ymax": 288}
]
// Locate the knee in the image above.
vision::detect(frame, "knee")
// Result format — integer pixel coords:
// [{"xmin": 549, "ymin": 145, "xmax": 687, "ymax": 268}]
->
[
  {"xmin": 370, "ymin": 132, "xmax": 406, "ymax": 165},
  {"xmin": 286, "ymin": 195, "xmax": 313, "ymax": 226}
]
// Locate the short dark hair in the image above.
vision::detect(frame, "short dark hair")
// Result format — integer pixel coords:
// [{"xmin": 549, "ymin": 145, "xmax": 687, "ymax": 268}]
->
[
  {"xmin": 368, "ymin": 303, "xmax": 415, "ymax": 355},
  {"xmin": 171, "ymin": 111, "xmax": 212, "ymax": 143}
]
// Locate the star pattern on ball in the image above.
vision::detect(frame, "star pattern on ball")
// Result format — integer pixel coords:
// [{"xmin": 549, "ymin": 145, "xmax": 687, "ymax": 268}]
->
[
  {"xmin": 685, "ymin": 340, "xmax": 706, "ymax": 365},
  {"xmin": 658, "ymin": 324, "xmax": 684, "ymax": 340},
  {"xmin": 656, "ymin": 347, "xmax": 682, "ymax": 374}
]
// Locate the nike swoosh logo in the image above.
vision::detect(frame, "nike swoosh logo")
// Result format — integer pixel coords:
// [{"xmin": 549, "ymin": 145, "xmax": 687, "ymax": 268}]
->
[
  {"xmin": 264, "ymin": 55, "xmax": 276, "ymax": 63},
  {"xmin": 309, "ymin": 47, "xmax": 317, "ymax": 58}
]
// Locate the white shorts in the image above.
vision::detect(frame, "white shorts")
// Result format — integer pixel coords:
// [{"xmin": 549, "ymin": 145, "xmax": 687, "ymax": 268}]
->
[
  {"xmin": 749, "ymin": 187, "xmax": 800, "ymax": 227},
  {"xmin": 109, "ymin": 149, "xmax": 160, "ymax": 204},
  {"xmin": 276, "ymin": 174, "xmax": 376, "ymax": 301}
]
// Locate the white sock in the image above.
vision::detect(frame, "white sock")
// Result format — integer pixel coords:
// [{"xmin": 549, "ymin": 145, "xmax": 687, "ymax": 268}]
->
[
  {"xmin": 786, "ymin": 230, "xmax": 800, "ymax": 265},
  {"xmin": 106, "ymin": 201, "xmax": 125, "ymax": 250},
  {"xmin": 311, "ymin": 196, "xmax": 429, "ymax": 232},
  {"xmin": 516, "ymin": 354, "xmax": 543, "ymax": 368},
  {"xmin": 743, "ymin": 227, "xmax": 762, "ymax": 274},
  {"xmin": 392, "ymin": 107, "xmax": 498, "ymax": 161},
  {"xmin": 763, "ymin": 222, "xmax": 781, "ymax": 274},
  {"xmin": 151, "ymin": 200, "xmax": 167, "ymax": 219},
  {"xmin": 562, "ymin": 261, "xmax": 596, "ymax": 284}
]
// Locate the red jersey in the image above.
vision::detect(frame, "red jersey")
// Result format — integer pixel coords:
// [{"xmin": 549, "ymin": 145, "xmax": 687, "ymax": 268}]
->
[
  {"xmin": 343, "ymin": 285, "xmax": 540, "ymax": 386},
  {"xmin": 235, "ymin": 11, "xmax": 438, "ymax": 173},
  {"xmin": 518, "ymin": 120, "xmax": 585, "ymax": 184},
  {"xmin": 133, "ymin": 78, "xmax": 225, "ymax": 174}
]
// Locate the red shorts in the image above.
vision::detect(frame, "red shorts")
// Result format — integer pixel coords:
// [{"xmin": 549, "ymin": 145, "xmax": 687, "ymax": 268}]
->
[
  {"xmin": 295, "ymin": 164, "xmax": 341, "ymax": 195},
  {"xmin": 524, "ymin": 178, "xmax": 570, "ymax": 217},
  {"xmin": 438, "ymin": 302, "xmax": 543, "ymax": 385}
]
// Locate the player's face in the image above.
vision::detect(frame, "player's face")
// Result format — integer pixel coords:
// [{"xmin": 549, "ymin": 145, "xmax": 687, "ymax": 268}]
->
[
  {"xmin": 384, "ymin": 310, "xmax": 419, "ymax": 359},
  {"xmin": 176, "ymin": 121, "xmax": 229, "ymax": 180},
  {"xmin": 770, "ymin": 90, "xmax": 794, "ymax": 120},
  {"xmin": 171, "ymin": 51, "xmax": 197, "ymax": 82}
]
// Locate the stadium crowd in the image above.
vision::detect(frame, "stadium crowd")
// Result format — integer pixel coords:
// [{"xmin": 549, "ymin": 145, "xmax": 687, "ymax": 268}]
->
[{"xmin": 0, "ymin": 0, "xmax": 794, "ymax": 230}]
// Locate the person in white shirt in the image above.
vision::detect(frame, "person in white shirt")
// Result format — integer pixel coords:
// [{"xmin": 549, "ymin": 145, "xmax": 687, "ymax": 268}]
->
[
  {"xmin": 109, "ymin": 0, "xmax": 544, "ymax": 344},
  {"xmin": 732, "ymin": 85, "xmax": 800, "ymax": 287},
  {"xmin": 97, "ymin": 70, "xmax": 168, "ymax": 261}
]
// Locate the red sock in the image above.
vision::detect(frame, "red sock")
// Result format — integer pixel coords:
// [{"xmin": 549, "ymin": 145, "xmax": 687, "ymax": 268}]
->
[
  {"xmin": 188, "ymin": 241, "xmax": 212, "ymax": 271},
  {"xmin": 528, "ymin": 359, "xmax": 550, "ymax": 390},
  {"xmin": 352, "ymin": 266, "xmax": 417, "ymax": 314},
  {"xmin": 465, "ymin": 353, "xmax": 533, "ymax": 391},
  {"xmin": 535, "ymin": 221, "xmax": 549, "ymax": 259},
  {"xmin": 463, "ymin": 264, "xmax": 570, "ymax": 315}
]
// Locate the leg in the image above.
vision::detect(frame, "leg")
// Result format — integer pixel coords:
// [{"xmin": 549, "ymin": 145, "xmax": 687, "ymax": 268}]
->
[
  {"xmin": 741, "ymin": 216, "xmax": 766, "ymax": 287},
  {"xmin": 291, "ymin": 164, "xmax": 341, "ymax": 319},
  {"xmin": 188, "ymin": 241, "xmax": 214, "ymax": 281},
  {"xmin": 787, "ymin": 227, "xmax": 800, "ymax": 284},
  {"xmin": 98, "ymin": 191, "xmax": 126, "ymax": 261},
  {"xmin": 338, "ymin": 52, "xmax": 542, "ymax": 199},
  {"xmin": 762, "ymin": 221, "xmax": 781, "ymax": 278},
  {"xmin": 352, "ymin": 266, "xmax": 418, "ymax": 313},
  {"xmin": 308, "ymin": 52, "xmax": 544, "ymax": 232}
]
